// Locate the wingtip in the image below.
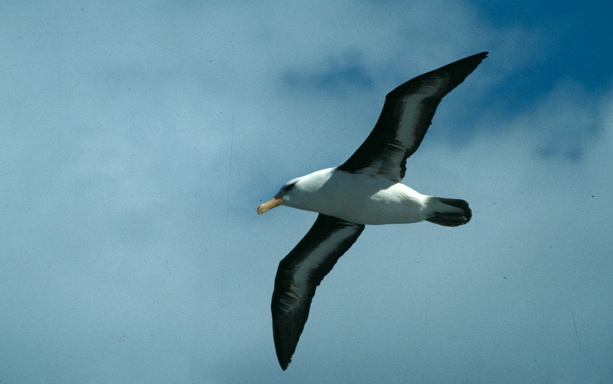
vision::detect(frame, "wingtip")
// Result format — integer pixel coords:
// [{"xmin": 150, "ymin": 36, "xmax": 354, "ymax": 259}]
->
[
  {"xmin": 274, "ymin": 338, "xmax": 292, "ymax": 370},
  {"xmin": 466, "ymin": 51, "xmax": 489, "ymax": 62},
  {"xmin": 273, "ymin": 319, "xmax": 297, "ymax": 370},
  {"xmin": 278, "ymin": 358, "xmax": 290, "ymax": 371},
  {"xmin": 461, "ymin": 51, "xmax": 488, "ymax": 64}
]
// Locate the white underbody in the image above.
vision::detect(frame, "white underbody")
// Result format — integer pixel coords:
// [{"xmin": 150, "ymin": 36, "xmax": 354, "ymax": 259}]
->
[{"xmin": 282, "ymin": 167, "xmax": 431, "ymax": 225}]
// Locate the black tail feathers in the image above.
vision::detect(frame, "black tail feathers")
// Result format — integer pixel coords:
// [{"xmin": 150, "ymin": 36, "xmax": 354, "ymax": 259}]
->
[{"xmin": 426, "ymin": 198, "xmax": 472, "ymax": 227}]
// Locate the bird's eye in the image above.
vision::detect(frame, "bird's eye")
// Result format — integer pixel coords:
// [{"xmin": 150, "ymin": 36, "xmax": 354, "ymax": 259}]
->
[{"xmin": 283, "ymin": 183, "xmax": 295, "ymax": 192}]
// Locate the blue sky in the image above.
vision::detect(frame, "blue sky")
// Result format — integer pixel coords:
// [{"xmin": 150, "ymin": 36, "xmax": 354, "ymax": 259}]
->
[{"xmin": 1, "ymin": 1, "xmax": 612, "ymax": 383}]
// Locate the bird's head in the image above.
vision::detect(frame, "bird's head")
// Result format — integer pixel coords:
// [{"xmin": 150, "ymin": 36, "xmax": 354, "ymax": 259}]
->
[{"xmin": 257, "ymin": 179, "xmax": 299, "ymax": 215}]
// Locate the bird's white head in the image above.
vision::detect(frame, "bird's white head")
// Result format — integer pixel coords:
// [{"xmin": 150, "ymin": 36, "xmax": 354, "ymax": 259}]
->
[
  {"xmin": 256, "ymin": 179, "xmax": 299, "ymax": 215},
  {"xmin": 257, "ymin": 168, "xmax": 334, "ymax": 215}
]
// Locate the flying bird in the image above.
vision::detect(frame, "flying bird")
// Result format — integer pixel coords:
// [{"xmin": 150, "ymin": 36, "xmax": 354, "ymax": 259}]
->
[{"xmin": 257, "ymin": 52, "xmax": 487, "ymax": 370}]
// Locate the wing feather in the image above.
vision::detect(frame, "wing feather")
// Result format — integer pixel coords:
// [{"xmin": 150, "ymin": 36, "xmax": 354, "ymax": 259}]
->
[
  {"xmin": 338, "ymin": 52, "xmax": 488, "ymax": 181},
  {"xmin": 271, "ymin": 214, "xmax": 364, "ymax": 370}
]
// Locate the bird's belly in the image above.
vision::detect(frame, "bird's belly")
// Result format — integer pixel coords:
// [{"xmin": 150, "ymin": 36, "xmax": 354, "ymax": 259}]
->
[{"xmin": 312, "ymin": 178, "xmax": 428, "ymax": 225}]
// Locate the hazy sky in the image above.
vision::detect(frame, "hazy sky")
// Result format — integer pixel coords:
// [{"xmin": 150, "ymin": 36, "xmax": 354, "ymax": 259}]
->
[{"xmin": 1, "ymin": 1, "xmax": 612, "ymax": 383}]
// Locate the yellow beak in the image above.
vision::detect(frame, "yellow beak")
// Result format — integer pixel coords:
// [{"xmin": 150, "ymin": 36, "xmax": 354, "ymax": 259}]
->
[{"xmin": 257, "ymin": 193, "xmax": 283, "ymax": 215}]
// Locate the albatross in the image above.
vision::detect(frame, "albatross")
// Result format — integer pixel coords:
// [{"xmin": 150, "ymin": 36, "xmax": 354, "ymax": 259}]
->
[{"xmin": 257, "ymin": 52, "xmax": 487, "ymax": 370}]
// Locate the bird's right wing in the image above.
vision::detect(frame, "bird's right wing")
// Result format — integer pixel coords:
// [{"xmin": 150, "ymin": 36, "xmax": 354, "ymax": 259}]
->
[{"xmin": 271, "ymin": 214, "xmax": 365, "ymax": 370}]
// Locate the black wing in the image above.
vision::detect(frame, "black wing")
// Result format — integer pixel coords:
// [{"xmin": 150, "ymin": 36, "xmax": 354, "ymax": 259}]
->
[
  {"xmin": 271, "ymin": 214, "xmax": 365, "ymax": 370},
  {"xmin": 338, "ymin": 52, "xmax": 488, "ymax": 182}
]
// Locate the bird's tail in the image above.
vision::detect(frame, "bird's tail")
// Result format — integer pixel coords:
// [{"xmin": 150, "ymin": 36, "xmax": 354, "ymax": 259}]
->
[{"xmin": 425, "ymin": 197, "xmax": 472, "ymax": 227}]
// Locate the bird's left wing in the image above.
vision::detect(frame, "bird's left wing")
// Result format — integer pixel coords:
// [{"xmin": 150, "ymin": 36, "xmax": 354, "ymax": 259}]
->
[
  {"xmin": 271, "ymin": 214, "xmax": 365, "ymax": 370},
  {"xmin": 338, "ymin": 52, "xmax": 488, "ymax": 182}
]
